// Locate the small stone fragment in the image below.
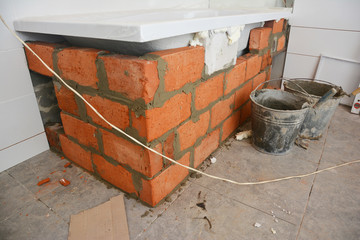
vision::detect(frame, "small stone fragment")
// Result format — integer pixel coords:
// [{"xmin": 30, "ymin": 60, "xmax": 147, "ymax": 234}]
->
[
  {"xmin": 37, "ymin": 178, "xmax": 50, "ymax": 186},
  {"xmin": 254, "ymin": 222, "xmax": 262, "ymax": 228},
  {"xmin": 271, "ymin": 228, "xmax": 277, "ymax": 234},
  {"xmin": 165, "ymin": 196, "xmax": 172, "ymax": 202},
  {"xmin": 210, "ymin": 157, "xmax": 217, "ymax": 164},
  {"xmin": 195, "ymin": 173, "xmax": 202, "ymax": 179},
  {"xmin": 59, "ymin": 178, "xmax": 70, "ymax": 186},
  {"xmin": 274, "ymin": 218, "xmax": 279, "ymax": 223},
  {"xmin": 141, "ymin": 211, "xmax": 149, "ymax": 218},
  {"xmin": 190, "ymin": 172, "xmax": 197, "ymax": 178},
  {"xmin": 196, "ymin": 202, "xmax": 206, "ymax": 211}
]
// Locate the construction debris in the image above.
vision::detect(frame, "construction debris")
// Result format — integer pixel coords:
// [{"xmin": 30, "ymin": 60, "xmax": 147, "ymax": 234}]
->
[
  {"xmin": 203, "ymin": 216, "xmax": 212, "ymax": 229},
  {"xmin": 59, "ymin": 178, "xmax": 70, "ymax": 186},
  {"xmin": 37, "ymin": 178, "xmax": 50, "ymax": 186},
  {"xmin": 236, "ymin": 130, "xmax": 252, "ymax": 141},
  {"xmin": 64, "ymin": 162, "xmax": 72, "ymax": 168},
  {"xmin": 254, "ymin": 222, "xmax": 262, "ymax": 228},
  {"xmin": 295, "ymin": 138, "xmax": 310, "ymax": 149},
  {"xmin": 210, "ymin": 157, "xmax": 217, "ymax": 164}
]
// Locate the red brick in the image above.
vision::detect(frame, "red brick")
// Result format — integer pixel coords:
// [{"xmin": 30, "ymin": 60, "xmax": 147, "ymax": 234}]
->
[
  {"xmin": 277, "ymin": 35, "xmax": 286, "ymax": 52},
  {"xmin": 222, "ymin": 111, "xmax": 241, "ymax": 141},
  {"xmin": 92, "ymin": 154, "xmax": 136, "ymax": 194},
  {"xmin": 177, "ymin": 111, "xmax": 210, "ymax": 151},
  {"xmin": 131, "ymin": 112, "xmax": 147, "ymax": 138},
  {"xmin": 25, "ymin": 42, "xmax": 61, "ymax": 77},
  {"xmin": 261, "ymin": 50, "xmax": 272, "ymax": 71},
  {"xmin": 100, "ymin": 55, "xmax": 159, "ymax": 103},
  {"xmin": 151, "ymin": 46, "xmax": 204, "ymax": 92},
  {"xmin": 249, "ymin": 27, "xmax": 272, "ymax": 51},
  {"xmin": 240, "ymin": 101, "xmax": 252, "ymax": 125},
  {"xmin": 132, "ymin": 92, "xmax": 192, "ymax": 142},
  {"xmin": 54, "ymin": 83, "xmax": 79, "ymax": 116},
  {"xmin": 163, "ymin": 132, "xmax": 176, "ymax": 162},
  {"xmin": 243, "ymin": 54, "xmax": 261, "ymax": 80},
  {"xmin": 59, "ymin": 135, "xmax": 93, "ymax": 172},
  {"xmin": 253, "ymin": 72, "xmax": 267, "ymax": 90},
  {"xmin": 211, "ymin": 95, "xmax": 235, "ymax": 128},
  {"xmin": 83, "ymin": 94, "xmax": 129, "ymax": 130},
  {"xmin": 195, "ymin": 73, "xmax": 224, "ymax": 110},
  {"xmin": 235, "ymin": 80, "xmax": 253, "ymax": 109},
  {"xmin": 57, "ymin": 47, "xmax": 101, "ymax": 88},
  {"xmin": 45, "ymin": 123, "xmax": 63, "ymax": 152},
  {"xmin": 225, "ymin": 57, "xmax": 246, "ymax": 95},
  {"xmin": 101, "ymin": 130, "xmax": 163, "ymax": 178},
  {"xmin": 194, "ymin": 129, "xmax": 220, "ymax": 168},
  {"xmin": 60, "ymin": 112, "xmax": 98, "ymax": 150},
  {"xmin": 140, "ymin": 152, "xmax": 190, "ymax": 206},
  {"xmin": 264, "ymin": 19, "xmax": 284, "ymax": 34}
]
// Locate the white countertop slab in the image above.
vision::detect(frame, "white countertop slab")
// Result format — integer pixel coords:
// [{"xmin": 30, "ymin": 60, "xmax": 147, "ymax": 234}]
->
[{"xmin": 14, "ymin": 8, "xmax": 291, "ymax": 42}]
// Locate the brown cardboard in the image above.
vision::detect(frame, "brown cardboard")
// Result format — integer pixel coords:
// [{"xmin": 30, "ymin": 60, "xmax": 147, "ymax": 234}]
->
[{"xmin": 68, "ymin": 195, "xmax": 129, "ymax": 240}]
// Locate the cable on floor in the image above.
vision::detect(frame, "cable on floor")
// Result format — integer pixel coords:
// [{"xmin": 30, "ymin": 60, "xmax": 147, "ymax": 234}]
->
[{"xmin": 2, "ymin": 15, "xmax": 359, "ymax": 186}]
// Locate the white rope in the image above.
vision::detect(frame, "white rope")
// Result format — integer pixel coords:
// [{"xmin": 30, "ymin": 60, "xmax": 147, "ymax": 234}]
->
[{"xmin": 2, "ymin": 15, "xmax": 359, "ymax": 186}]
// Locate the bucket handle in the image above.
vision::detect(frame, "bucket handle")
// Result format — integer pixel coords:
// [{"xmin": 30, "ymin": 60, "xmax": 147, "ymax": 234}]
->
[
  {"xmin": 286, "ymin": 78, "xmax": 352, "ymax": 97},
  {"xmin": 286, "ymin": 77, "xmax": 338, "ymax": 87},
  {"xmin": 253, "ymin": 78, "xmax": 315, "ymax": 103}
]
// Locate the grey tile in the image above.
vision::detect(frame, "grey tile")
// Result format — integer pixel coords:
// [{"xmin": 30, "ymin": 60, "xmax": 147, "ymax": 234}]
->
[
  {"xmin": 124, "ymin": 180, "xmax": 192, "ymax": 240},
  {"xmin": 39, "ymin": 171, "xmax": 121, "ymax": 222},
  {"xmin": 0, "ymin": 199, "xmax": 68, "ymax": 240},
  {"xmin": 297, "ymin": 164, "xmax": 360, "ymax": 240},
  {"xmin": 190, "ymin": 138, "xmax": 318, "ymax": 226},
  {"xmin": 6, "ymin": 151, "xmax": 76, "ymax": 198},
  {"xmin": 0, "ymin": 172, "xmax": 35, "ymax": 222},
  {"xmin": 140, "ymin": 184, "xmax": 297, "ymax": 240}
]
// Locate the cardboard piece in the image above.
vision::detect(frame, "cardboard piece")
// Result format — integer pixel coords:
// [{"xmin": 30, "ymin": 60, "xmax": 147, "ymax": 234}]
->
[{"xmin": 68, "ymin": 195, "xmax": 129, "ymax": 240}]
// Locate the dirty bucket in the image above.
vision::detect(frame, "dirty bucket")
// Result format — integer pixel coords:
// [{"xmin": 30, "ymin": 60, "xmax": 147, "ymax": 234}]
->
[
  {"xmin": 283, "ymin": 78, "xmax": 346, "ymax": 139},
  {"xmin": 250, "ymin": 81, "xmax": 310, "ymax": 155}
]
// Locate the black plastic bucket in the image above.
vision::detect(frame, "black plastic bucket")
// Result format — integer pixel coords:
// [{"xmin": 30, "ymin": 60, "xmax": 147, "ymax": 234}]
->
[
  {"xmin": 283, "ymin": 78, "xmax": 346, "ymax": 139},
  {"xmin": 250, "ymin": 83, "xmax": 310, "ymax": 155}
]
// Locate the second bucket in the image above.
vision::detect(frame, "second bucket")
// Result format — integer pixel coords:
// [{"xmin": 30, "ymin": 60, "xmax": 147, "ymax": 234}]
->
[
  {"xmin": 283, "ymin": 78, "xmax": 346, "ymax": 139},
  {"xmin": 250, "ymin": 81, "xmax": 310, "ymax": 155}
]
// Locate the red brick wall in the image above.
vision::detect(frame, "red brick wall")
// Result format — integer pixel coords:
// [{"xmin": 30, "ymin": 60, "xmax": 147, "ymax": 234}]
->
[{"xmin": 24, "ymin": 19, "xmax": 287, "ymax": 207}]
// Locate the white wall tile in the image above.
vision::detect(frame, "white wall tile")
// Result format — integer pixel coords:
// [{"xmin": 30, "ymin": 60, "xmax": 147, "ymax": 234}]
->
[
  {"xmin": 0, "ymin": 48, "xmax": 35, "ymax": 102},
  {"xmin": 315, "ymin": 56, "xmax": 360, "ymax": 106},
  {"xmin": 283, "ymin": 53, "xmax": 319, "ymax": 79},
  {"xmin": 291, "ymin": 0, "xmax": 360, "ymax": 31},
  {"xmin": 0, "ymin": 133, "xmax": 48, "ymax": 172},
  {"xmin": 287, "ymin": 27, "xmax": 360, "ymax": 62},
  {"xmin": 0, "ymin": 93, "xmax": 45, "ymax": 150}
]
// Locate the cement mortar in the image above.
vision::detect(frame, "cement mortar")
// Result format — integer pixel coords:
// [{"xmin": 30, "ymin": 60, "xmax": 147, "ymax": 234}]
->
[{"xmin": 48, "ymin": 36, "xmax": 280, "ymax": 206}]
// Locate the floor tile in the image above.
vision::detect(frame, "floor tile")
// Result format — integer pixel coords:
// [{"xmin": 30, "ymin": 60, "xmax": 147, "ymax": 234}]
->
[
  {"xmin": 0, "ymin": 172, "xmax": 35, "ymax": 222},
  {"xmin": 0, "ymin": 199, "xmax": 68, "ymax": 240}
]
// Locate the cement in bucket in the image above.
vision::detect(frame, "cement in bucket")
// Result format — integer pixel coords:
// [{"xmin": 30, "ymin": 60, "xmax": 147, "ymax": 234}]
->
[
  {"xmin": 283, "ymin": 79, "xmax": 346, "ymax": 139},
  {"xmin": 250, "ymin": 87, "xmax": 310, "ymax": 155}
]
